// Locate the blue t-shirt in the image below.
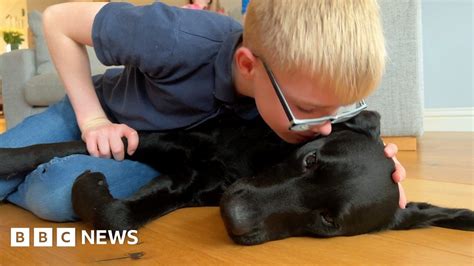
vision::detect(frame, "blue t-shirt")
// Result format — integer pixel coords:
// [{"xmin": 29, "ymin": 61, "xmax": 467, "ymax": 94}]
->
[{"xmin": 91, "ymin": 2, "xmax": 257, "ymax": 131}]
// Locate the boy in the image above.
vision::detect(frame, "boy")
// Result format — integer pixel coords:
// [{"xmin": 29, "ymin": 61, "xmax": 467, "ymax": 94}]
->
[{"xmin": 0, "ymin": 0, "xmax": 406, "ymax": 222}]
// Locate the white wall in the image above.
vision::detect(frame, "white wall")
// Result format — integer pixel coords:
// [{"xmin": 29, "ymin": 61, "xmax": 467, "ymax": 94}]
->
[{"xmin": 421, "ymin": 0, "xmax": 473, "ymax": 131}]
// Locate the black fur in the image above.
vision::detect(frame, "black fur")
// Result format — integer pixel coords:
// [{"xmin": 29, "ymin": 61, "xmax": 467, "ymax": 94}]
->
[{"xmin": 0, "ymin": 111, "xmax": 472, "ymax": 245}]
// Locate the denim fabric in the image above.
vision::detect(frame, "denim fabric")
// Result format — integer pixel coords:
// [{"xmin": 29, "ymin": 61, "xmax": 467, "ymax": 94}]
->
[{"xmin": 0, "ymin": 97, "xmax": 159, "ymax": 222}]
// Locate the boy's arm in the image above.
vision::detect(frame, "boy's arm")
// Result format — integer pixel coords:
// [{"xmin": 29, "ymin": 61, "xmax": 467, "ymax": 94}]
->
[{"xmin": 43, "ymin": 2, "xmax": 137, "ymax": 160}]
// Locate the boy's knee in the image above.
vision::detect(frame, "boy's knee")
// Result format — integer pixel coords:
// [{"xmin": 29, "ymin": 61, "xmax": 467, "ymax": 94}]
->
[
  {"xmin": 22, "ymin": 155, "xmax": 88, "ymax": 222},
  {"xmin": 25, "ymin": 185, "xmax": 78, "ymax": 222},
  {"xmin": 27, "ymin": 197, "xmax": 78, "ymax": 222}
]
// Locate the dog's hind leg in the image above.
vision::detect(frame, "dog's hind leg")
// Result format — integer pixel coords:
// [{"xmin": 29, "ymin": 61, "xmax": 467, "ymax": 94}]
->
[
  {"xmin": 72, "ymin": 171, "xmax": 192, "ymax": 230},
  {"xmin": 0, "ymin": 141, "xmax": 87, "ymax": 177}
]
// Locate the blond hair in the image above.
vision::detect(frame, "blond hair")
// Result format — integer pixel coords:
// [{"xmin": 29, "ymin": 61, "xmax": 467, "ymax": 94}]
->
[{"xmin": 244, "ymin": 0, "xmax": 386, "ymax": 104}]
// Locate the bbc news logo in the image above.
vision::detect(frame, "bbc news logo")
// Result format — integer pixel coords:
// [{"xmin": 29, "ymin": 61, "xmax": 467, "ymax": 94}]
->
[{"xmin": 11, "ymin": 228, "xmax": 138, "ymax": 247}]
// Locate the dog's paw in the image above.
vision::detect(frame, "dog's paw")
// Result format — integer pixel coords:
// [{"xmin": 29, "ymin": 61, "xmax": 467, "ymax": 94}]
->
[
  {"xmin": 71, "ymin": 171, "xmax": 137, "ymax": 231},
  {"xmin": 73, "ymin": 170, "xmax": 112, "ymax": 198},
  {"xmin": 72, "ymin": 171, "xmax": 115, "ymax": 222}
]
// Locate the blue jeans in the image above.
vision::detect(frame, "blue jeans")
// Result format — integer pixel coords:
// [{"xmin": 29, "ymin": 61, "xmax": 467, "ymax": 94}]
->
[{"xmin": 0, "ymin": 97, "xmax": 159, "ymax": 222}]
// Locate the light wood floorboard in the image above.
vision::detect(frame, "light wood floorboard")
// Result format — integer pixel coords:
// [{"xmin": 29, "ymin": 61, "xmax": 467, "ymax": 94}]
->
[{"xmin": 0, "ymin": 128, "xmax": 473, "ymax": 264}]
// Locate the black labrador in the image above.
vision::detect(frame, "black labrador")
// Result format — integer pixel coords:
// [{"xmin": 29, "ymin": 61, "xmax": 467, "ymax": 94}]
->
[{"xmin": 0, "ymin": 111, "xmax": 472, "ymax": 245}]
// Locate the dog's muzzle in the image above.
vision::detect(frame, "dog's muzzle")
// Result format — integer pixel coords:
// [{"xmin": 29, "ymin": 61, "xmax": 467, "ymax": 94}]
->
[{"xmin": 220, "ymin": 187, "xmax": 261, "ymax": 236}]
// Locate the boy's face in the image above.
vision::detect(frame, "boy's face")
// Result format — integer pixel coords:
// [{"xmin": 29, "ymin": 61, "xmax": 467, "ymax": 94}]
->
[{"xmin": 253, "ymin": 61, "xmax": 342, "ymax": 144}]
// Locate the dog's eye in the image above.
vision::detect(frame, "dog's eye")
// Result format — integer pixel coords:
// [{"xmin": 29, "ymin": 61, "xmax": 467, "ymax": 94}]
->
[
  {"xmin": 321, "ymin": 212, "xmax": 336, "ymax": 227},
  {"xmin": 304, "ymin": 153, "xmax": 317, "ymax": 169}
]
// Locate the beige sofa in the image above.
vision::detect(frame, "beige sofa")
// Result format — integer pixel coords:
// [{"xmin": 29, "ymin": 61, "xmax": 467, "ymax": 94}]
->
[{"xmin": 0, "ymin": 11, "xmax": 107, "ymax": 129}]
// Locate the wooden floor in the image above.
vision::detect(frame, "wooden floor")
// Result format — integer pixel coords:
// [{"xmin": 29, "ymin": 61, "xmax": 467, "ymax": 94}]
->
[{"xmin": 0, "ymin": 121, "xmax": 473, "ymax": 264}]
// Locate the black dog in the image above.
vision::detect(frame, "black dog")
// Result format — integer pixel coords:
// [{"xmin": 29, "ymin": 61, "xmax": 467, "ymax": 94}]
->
[{"xmin": 0, "ymin": 111, "xmax": 472, "ymax": 245}]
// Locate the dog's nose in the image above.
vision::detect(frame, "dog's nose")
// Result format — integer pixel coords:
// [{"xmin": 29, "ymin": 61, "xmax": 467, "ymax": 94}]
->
[{"xmin": 220, "ymin": 189, "xmax": 260, "ymax": 236}]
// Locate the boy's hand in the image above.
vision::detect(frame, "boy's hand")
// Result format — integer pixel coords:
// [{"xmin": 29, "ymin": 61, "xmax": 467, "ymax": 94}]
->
[
  {"xmin": 81, "ymin": 117, "xmax": 138, "ymax": 161},
  {"xmin": 384, "ymin": 143, "xmax": 407, "ymax": 209}
]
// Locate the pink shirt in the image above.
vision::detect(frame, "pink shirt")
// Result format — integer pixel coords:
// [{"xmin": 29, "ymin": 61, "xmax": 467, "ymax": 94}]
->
[{"xmin": 182, "ymin": 4, "xmax": 207, "ymax": 10}]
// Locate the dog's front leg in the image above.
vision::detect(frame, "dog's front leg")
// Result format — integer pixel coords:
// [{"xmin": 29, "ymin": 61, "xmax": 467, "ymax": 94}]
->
[
  {"xmin": 72, "ymin": 170, "xmax": 193, "ymax": 230},
  {"xmin": 0, "ymin": 141, "xmax": 87, "ymax": 177}
]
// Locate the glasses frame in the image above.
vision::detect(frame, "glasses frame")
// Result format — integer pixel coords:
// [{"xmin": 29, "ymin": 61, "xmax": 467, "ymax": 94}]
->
[{"xmin": 260, "ymin": 60, "xmax": 367, "ymax": 131}]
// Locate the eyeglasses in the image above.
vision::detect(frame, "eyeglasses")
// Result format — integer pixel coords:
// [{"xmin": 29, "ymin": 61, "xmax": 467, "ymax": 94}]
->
[{"xmin": 261, "ymin": 60, "xmax": 367, "ymax": 132}]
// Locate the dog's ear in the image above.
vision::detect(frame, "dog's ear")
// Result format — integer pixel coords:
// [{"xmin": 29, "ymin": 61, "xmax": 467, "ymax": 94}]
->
[
  {"xmin": 342, "ymin": 110, "xmax": 381, "ymax": 139},
  {"xmin": 389, "ymin": 202, "xmax": 474, "ymax": 231}
]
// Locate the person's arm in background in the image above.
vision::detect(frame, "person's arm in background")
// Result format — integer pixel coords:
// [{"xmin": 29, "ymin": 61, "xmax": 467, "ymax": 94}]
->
[
  {"xmin": 241, "ymin": 0, "xmax": 250, "ymax": 21},
  {"xmin": 43, "ymin": 2, "xmax": 138, "ymax": 160}
]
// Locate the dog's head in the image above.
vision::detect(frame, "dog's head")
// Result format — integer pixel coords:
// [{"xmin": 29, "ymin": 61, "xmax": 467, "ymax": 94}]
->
[{"xmin": 220, "ymin": 111, "xmax": 474, "ymax": 245}]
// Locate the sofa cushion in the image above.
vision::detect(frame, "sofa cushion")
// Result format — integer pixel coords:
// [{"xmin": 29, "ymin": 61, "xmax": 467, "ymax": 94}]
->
[
  {"xmin": 23, "ymin": 66, "xmax": 109, "ymax": 107},
  {"xmin": 28, "ymin": 11, "xmax": 55, "ymax": 75},
  {"xmin": 24, "ymin": 73, "xmax": 65, "ymax": 107}
]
